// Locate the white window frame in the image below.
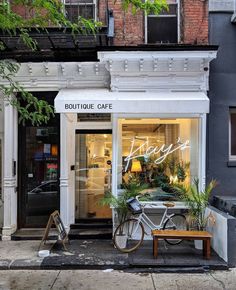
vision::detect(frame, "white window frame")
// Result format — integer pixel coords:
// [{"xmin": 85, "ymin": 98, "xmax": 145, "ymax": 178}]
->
[
  {"xmin": 229, "ymin": 108, "xmax": 236, "ymax": 161},
  {"xmin": 145, "ymin": 0, "xmax": 180, "ymax": 44},
  {"xmin": 62, "ymin": 0, "xmax": 97, "ymax": 21},
  {"xmin": 112, "ymin": 113, "xmax": 205, "ymax": 198}
]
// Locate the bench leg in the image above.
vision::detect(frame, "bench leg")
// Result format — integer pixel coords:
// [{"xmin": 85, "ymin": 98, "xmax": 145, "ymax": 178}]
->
[
  {"xmin": 203, "ymin": 239, "xmax": 211, "ymax": 259},
  {"xmin": 153, "ymin": 237, "xmax": 158, "ymax": 258}
]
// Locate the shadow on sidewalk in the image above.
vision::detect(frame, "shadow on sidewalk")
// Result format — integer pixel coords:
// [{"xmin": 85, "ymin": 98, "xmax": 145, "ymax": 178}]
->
[{"xmin": 40, "ymin": 239, "xmax": 228, "ymax": 271}]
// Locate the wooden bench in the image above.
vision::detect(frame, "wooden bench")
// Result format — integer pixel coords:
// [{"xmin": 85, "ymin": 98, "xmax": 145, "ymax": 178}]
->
[{"xmin": 152, "ymin": 230, "xmax": 212, "ymax": 259}]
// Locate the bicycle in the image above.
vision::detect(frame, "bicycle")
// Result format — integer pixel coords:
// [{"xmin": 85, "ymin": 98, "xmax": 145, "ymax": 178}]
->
[{"xmin": 113, "ymin": 194, "xmax": 187, "ymax": 253}]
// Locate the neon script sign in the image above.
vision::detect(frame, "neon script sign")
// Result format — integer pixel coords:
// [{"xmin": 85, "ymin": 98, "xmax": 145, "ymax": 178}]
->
[{"xmin": 124, "ymin": 137, "xmax": 190, "ymax": 172}]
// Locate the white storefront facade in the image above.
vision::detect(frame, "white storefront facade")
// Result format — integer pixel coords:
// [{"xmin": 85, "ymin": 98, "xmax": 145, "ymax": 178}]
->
[{"xmin": 0, "ymin": 48, "xmax": 217, "ymax": 238}]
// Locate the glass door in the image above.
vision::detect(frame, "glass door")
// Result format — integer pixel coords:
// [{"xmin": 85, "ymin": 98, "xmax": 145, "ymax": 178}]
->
[
  {"xmin": 75, "ymin": 130, "xmax": 112, "ymax": 219},
  {"xmin": 18, "ymin": 124, "xmax": 60, "ymax": 227}
]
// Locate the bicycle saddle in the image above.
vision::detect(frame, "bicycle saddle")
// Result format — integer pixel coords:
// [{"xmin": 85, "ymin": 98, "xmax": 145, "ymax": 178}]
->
[{"xmin": 163, "ymin": 202, "xmax": 175, "ymax": 208}]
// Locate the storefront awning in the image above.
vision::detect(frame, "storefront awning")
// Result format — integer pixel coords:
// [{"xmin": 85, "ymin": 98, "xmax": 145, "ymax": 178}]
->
[{"xmin": 54, "ymin": 89, "xmax": 209, "ymax": 114}]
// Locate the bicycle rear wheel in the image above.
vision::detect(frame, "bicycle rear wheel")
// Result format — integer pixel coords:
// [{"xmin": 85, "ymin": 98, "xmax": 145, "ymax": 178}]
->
[
  {"xmin": 113, "ymin": 218, "xmax": 144, "ymax": 253},
  {"xmin": 163, "ymin": 214, "xmax": 187, "ymax": 245}
]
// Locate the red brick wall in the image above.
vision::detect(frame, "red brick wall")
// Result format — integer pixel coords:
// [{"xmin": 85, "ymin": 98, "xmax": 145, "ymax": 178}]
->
[
  {"xmin": 11, "ymin": 0, "xmax": 208, "ymax": 46},
  {"xmin": 181, "ymin": 0, "xmax": 208, "ymax": 44},
  {"xmin": 98, "ymin": 0, "xmax": 144, "ymax": 46}
]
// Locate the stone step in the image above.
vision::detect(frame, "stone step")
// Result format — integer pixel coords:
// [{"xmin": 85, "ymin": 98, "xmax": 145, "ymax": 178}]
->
[{"xmin": 68, "ymin": 228, "xmax": 112, "ymax": 240}]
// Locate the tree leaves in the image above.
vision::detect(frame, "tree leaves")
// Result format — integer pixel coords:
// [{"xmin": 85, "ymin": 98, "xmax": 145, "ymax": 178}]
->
[{"xmin": 0, "ymin": 0, "xmax": 168, "ymax": 125}]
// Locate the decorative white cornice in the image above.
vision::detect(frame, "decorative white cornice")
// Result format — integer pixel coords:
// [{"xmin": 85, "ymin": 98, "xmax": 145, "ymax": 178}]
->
[
  {"xmin": 0, "ymin": 62, "xmax": 109, "ymax": 91},
  {"xmin": 0, "ymin": 50, "xmax": 217, "ymax": 92},
  {"xmin": 97, "ymin": 50, "xmax": 217, "ymax": 92}
]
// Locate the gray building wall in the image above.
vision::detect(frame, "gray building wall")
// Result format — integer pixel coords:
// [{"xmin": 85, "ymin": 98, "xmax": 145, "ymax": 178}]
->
[{"xmin": 208, "ymin": 10, "xmax": 236, "ymax": 195}]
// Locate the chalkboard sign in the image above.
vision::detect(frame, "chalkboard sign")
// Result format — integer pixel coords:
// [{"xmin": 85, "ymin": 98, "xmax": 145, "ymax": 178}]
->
[{"xmin": 39, "ymin": 210, "xmax": 68, "ymax": 250}]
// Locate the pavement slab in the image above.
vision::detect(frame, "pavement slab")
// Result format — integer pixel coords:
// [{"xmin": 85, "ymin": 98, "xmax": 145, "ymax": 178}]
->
[
  {"xmin": 151, "ymin": 272, "xmax": 224, "ymax": 290},
  {"xmin": 51, "ymin": 270, "xmax": 154, "ymax": 290},
  {"xmin": 0, "ymin": 269, "xmax": 235, "ymax": 290},
  {"xmin": 0, "ymin": 270, "xmax": 59, "ymax": 290}
]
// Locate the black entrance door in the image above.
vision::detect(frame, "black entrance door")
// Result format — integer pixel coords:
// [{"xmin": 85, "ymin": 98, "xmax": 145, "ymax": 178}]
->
[{"xmin": 18, "ymin": 117, "xmax": 60, "ymax": 228}]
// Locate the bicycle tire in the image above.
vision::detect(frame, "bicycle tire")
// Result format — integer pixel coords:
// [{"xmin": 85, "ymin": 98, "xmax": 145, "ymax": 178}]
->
[
  {"xmin": 113, "ymin": 218, "xmax": 145, "ymax": 253},
  {"xmin": 163, "ymin": 214, "xmax": 187, "ymax": 245}
]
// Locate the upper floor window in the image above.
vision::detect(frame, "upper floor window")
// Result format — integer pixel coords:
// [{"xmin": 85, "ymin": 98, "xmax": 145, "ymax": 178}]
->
[
  {"xmin": 146, "ymin": 0, "xmax": 178, "ymax": 44},
  {"xmin": 64, "ymin": 0, "xmax": 96, "ymax": 22},
  {"xmin": 229, "ymin": 108, "xmax": 236, "ymax": 160}
]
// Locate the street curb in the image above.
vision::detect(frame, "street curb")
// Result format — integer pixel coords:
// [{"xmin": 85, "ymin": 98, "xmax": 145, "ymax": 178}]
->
[{"xmin": 0, "ymin": 259, "xmax": 229, "ymax": 272}]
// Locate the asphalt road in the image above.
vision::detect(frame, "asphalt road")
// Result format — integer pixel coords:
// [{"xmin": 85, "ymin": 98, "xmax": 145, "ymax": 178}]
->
[{"xmin": 0, "ymin": 269, "xmax": 235, "ymax": 290}]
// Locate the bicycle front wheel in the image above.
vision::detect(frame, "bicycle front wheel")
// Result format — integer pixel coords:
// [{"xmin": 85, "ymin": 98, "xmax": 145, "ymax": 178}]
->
[
  {"xmin": 163, "ymin": 214, "xmax": 187, "ymax": 245},
  {"xmin": 113, "ymin": 218, "xmax": 145, "ymax": 253}
]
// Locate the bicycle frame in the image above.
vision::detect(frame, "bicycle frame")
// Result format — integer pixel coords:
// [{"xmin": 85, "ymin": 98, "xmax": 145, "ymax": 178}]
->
[{"xmin": 130, "ymin": 206, "xmax": 175, "ymax": 237}]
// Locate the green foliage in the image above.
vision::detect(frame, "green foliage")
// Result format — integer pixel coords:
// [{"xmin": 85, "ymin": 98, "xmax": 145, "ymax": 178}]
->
[
  {"xmin": 179, "ymin": 178, "xmax": 217, "ymax": 230},
  {"xmin": 100, "ymin": 177, "xmax": 148, "ymax": 225},
  {"xmin": 121, "ymin": 0, "xmax": 168, "ymax": 15},
  {"xmin": 0, "ymin": 59, "xmax": 54, "ymax": 125},
  {"xmin": 0, "ymin": 0, "xmax": 101, "ymax": 125},
  {"xmin": 0, "ymin": 0, "xmax": 168, "ymax": 125},
  {"xmin": 177, "ymin": 163, "xmax": 186, "ymax": 182}
]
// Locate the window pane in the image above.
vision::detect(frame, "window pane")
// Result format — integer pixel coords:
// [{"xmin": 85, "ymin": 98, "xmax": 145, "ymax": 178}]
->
[
  {"xmin": 25, "ymin": 126, "xmax": 60, "ymax": 225},
  {"xmin": 147, "ymin": 16, "xmax": 177, "ymax": 43},
  {"xmin": 65, "ymin": 2, "xmax": 94, "ymax": 22},
  {"xmin": 147, "ymin": 4, "xmax": 177, "ymax": 44},
  {"xmin": 231, "ymin": 113, "xmax": 236, "ymax": 156},
  {"xmin": 118, "ymin": 118, "xmax": 199, "ymax": 201}
]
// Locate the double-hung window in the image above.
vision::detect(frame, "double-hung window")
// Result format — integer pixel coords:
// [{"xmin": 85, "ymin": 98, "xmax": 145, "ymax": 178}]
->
[
  {"xmin": 64, "ymin": 0, "xmax": 96, "ymax": 22},
  {"xmin": 229, "ymin": 108, "xmax": 236, "ymax": 161},
  {"xmin": 146, "ymin": 0, "xmax": 178, "ymax": 44}
]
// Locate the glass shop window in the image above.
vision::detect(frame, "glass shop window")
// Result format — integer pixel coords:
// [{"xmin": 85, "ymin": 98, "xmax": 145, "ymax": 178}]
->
[
  {"xmin": 230, "ymin": 109, "xmax": 236, "ymax": 160},
  {"xmin": 118, "ymin": 118, "xmax": 199, "ymax": 201}
]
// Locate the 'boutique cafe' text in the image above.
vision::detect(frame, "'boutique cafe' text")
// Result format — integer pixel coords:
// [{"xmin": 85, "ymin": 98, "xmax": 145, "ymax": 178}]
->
[{"xmin": 65, "ymin": 103, "xmax": 113, "ymax": 110}]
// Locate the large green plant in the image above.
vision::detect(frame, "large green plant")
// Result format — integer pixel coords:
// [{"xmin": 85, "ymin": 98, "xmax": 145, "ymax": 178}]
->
[
  {"xmin": 180, "ymin": 178, "xmax": 217, "ymax": 230},
  {"xmin": 100, "ymin": 178, "xmax": 148, "ymax": 225}
]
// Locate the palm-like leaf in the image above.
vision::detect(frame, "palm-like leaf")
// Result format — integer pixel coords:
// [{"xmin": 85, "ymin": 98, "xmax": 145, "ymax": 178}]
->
[{"xmin": 180, "ymin": 178, "xmax": 217, "ymax": 230}]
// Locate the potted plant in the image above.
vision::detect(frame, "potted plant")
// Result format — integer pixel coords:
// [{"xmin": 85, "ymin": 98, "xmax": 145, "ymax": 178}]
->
[
  {"xmin": 179, "ymin": 178, "xmax": 217, "ymax": 249},
  {"xmin": 100, "ymin": 177, "xmax": 148, "ymax": 248}
]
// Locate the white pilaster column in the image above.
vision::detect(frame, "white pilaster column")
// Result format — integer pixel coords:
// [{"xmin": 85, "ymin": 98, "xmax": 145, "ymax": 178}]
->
[
  {"xmin": 199, "ymin": 113, "xmax": 207, "ymax": 191},
  {"xmin": 60, "ymin": 113, "xmax": 74, "ymax": 231},
  {"xmin": 2, "ymin": 102, "xmax": 17, "ymax": 239}
]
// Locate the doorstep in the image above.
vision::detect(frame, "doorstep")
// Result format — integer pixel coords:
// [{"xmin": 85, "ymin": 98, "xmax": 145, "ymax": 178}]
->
[{"xmin": 0, "ymin": 239, "xmax": 228, "ymax": 272}]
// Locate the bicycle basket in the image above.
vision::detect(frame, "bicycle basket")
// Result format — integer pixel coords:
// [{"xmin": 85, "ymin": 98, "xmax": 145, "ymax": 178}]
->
[{"xmin": 126, "ymin": 198, "xmax": 142, "ymax": 214}]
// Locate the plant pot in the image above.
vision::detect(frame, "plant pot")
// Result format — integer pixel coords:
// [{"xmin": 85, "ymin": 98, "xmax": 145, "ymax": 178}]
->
[
  {"xmin": 194, "ymin": 240, "xmax": 203, "ymax": 250},
  {"xmin": 115, "ymin": 235, "xmax": 127, "ymax": 249}
]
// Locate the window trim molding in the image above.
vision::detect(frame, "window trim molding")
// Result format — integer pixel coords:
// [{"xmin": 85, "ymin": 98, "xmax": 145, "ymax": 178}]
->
[
  {"xmin": 62, "ymin": 0, "xmax": 97, "ymax": 21},
  {"xmin": 145, "ymin": 0, "xmax": 180, "ymax": 44}
]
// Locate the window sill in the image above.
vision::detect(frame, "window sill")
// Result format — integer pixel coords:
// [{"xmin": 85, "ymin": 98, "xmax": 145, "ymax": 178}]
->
[{"xmin": 227, "ymin": 160, "xmax": 236, "ymax": 167}]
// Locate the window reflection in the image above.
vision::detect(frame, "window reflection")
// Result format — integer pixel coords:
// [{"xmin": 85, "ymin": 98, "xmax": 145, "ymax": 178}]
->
[
  {"xmin": 119, "ymin": 118, "xmax": 199, "ymax": 201},
  {"xmin": 25, "ymin": 126, "xmax": 59, "ymax": 224}
]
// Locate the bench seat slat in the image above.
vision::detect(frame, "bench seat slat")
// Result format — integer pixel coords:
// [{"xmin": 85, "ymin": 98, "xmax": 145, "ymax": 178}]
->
[{"xmin": 151, "ymin": 230, "xmax": 212, "ymax": 239}]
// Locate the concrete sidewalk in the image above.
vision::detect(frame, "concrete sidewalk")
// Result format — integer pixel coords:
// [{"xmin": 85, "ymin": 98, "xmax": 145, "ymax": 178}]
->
[
  {"xmin": 0, "ymin": 269, "xmax": 235, "ymax": 290},
  {"xmin": 0, "ymin": 239, "xmax": 228, "ymax": 272}
]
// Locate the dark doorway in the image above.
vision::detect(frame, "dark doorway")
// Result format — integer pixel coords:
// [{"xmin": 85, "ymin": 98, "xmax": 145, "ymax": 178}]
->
[{"xmin": 18, "ymin": 93, "xmax": 60, "ymax": 228}]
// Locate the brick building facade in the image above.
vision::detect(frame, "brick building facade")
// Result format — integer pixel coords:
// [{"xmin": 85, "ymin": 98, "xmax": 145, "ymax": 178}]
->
[{"xmin": 11, "ymin": 0, "xmax": 208, "ymax": 46}]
